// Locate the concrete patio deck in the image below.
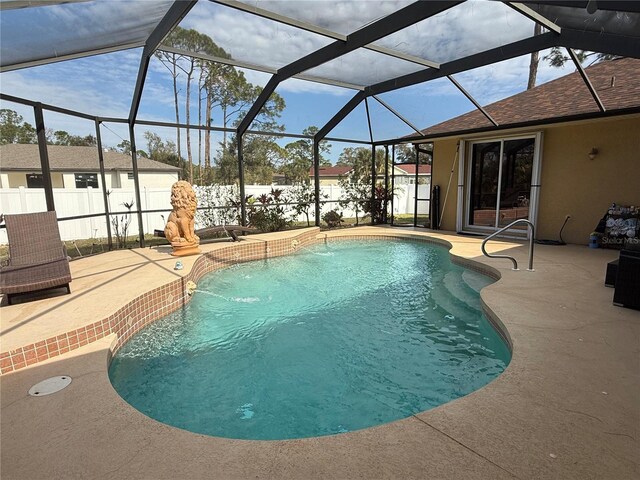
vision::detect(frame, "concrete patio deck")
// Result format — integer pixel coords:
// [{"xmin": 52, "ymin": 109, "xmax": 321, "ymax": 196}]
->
[{"xmin": 1, "ymin": 226, "xmax": 638, "ymax": 479}]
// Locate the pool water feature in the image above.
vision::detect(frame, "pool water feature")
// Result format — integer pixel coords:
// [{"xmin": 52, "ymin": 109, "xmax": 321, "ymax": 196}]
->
[{"xmin": 109, "ymin": 240, "xmax": 510, "ymax": 440}]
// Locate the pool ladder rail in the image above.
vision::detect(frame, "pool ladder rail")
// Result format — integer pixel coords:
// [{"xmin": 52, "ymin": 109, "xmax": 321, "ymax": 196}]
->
[{"xmin": 481, "ymin": 219, "xmax": 535, "ymax": 271}]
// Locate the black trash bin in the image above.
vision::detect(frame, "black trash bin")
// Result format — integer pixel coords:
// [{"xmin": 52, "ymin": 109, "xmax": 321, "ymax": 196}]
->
[{"xmin": 613, "ymin": 249, "xmax": 640, "ymax": 310}]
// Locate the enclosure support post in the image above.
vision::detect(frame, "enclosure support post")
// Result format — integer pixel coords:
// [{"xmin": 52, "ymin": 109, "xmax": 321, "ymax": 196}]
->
[
  {"xmin": 384, "ymin": 145, "xmax": 389, "ymax": 223},
  {"xmin": 238, "ymin": 133, "xmax": 246, "ymax": 226},
  {"xmin": 128, "ymin": 1, "xmax": 197, "ymax": 123},
  {"xmin": 390, "ymin": 145, "xmax": 396, "ymax": 226},
  {"xmin": 371, "ymin": 144, "xmax": 376, "ymax": 225},
  {"xmin": 95, "ymin": 119, "xmax": 113, "ymax": 251},
  {"xmin": 33, "ymin": 103, "xmax": 55, "ymax": 212},
  {"xmin": 313, "ymin": 140, "xmax": 320, "ymax": 227},
  {"xmin": 128, "ymin": 124, "xmax": 145, "ymax": 248},
  {"xmin": 413, "ymin": 144, "xmax": 419, "ymax": 227}
]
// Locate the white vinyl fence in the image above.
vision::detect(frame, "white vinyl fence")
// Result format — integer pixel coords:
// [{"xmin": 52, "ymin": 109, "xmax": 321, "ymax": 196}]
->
[{"xmin": 0, "ymin": 184, "xmax": 429, "ymax": 243}]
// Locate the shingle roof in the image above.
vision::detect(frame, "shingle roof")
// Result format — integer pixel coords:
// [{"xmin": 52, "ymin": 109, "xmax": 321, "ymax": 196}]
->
[
  {"xmin": 395, "ymin": 164, "xmax": 431, "ymax": 175},
  {"xmin": 309, "ymin": 166, "xmax": 353, "ymax": 177},
  {"xmin": 418, "ymin": 58, "xmax": 640, "ymax": 138},
  {"xmin": 0, "ymin": 144, "xmax": 181, "ymax": 172}
]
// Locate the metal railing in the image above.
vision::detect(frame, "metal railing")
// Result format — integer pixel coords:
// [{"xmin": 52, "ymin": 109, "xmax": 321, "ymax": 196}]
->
[{"xmin": 481, "ymin": 219, "xmax": 535, "ymax": 271}]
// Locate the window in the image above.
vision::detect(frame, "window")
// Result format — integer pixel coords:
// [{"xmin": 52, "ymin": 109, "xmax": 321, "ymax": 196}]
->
[
  {"xmin": 74, "ymin": 173, "xmax": 98, "ymax": 188},
  {"xmin": 26, "ymin": 173, "xmax": 44, "ymax": 188}
]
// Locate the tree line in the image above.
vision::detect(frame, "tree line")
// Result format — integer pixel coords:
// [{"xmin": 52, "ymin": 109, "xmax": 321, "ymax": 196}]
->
[
  {"xmin": 0, "ymin": 27, "xmax": 336, "ymax": 186},
  {"xmin": 4, "ymin": 24, "xmax": 612, "ymax": 185},
  {"xmin": 0, "ymin": 104, "xmax": 429, "ymax": 187},
  {"xmin": 0, "ymin": 109, "xmax": 97, "ymax": 147}
]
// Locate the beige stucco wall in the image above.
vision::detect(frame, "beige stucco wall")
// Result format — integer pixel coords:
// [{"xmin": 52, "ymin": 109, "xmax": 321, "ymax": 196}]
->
[
  {"xmin": 431, "ymin": 115, "xmax": 640, "ymax": 245},
  {"xmin": 1, "ymin": 171, "xmax": 178, "ymax": 190},
  {"xmin": 117, "ymin": 171, "xmax": 179, "ymax": 189},
  {"xmin": 61, "ymin": 173, "xmax": 79, "ymax": 189},
  {"xmin": 537, "ymin": 116, "xmax": 640, "ymax": 245},
  {"xmin": 319, "ymin": 177, "xmax": 340, "ymax": 186},
  {"xmin": 6, "ymin": 172, "xmax": 64, "ymax": 188},
  {"xmin": 431, "ymin": 138, "xmax": 460, "ymax": 232}
]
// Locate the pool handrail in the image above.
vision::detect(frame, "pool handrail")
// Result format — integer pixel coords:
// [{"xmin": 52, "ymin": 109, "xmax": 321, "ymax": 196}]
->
[{"xmin": 481, "ymin": 219, "xmax": 535, "ymax": 271}]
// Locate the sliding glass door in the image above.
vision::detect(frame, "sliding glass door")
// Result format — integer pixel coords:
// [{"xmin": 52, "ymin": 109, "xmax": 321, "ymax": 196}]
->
[{"xmin": 464, "ymin": 135, "xmax": 540, "ymax": 234}]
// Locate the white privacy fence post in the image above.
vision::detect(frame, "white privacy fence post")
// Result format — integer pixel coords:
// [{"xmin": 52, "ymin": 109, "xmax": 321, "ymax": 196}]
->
[
  {"xmin": 19, "ymin": 186, "xmax": 27, "ymax": 212},
  {"xmin": 144, "ymin": 186, "xmax": 151, "ymax": 236},
  {"xmin": 87, "ymin": 187, "xmax": 96, "ymax": 237}
]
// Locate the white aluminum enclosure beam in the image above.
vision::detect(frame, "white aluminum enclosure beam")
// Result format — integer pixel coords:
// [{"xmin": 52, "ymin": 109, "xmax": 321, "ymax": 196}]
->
[
  {"xmin": 446, "ymin": 74, "xmax": 499, "ymax": 126},
  {"xmin": 506, "ymin": 2, "xmax": 562, "ymax": 34},
  {"xmin": 567, "ymin": 47, "xmax": 606, "ymax": 112},
  {"xmin": 212, "ymin": 0, "xmax": 348, "ymax": 41},
  {"xmin": 0, "ymin": 41, "xmax": 144, "ymax": 73},
  {"xmin": 372, "ymin": 95, "xmax": 423, "ymax": 135},
  {"xmin": 0, "ymin": 0, "xmax": 90, "ymax": 10}
]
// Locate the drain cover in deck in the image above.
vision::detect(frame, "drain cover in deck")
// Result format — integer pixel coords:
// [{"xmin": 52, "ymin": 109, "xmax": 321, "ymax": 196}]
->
[{"xmin": 28, "ymin": 376, "xmax": 72, "ymax": 396}]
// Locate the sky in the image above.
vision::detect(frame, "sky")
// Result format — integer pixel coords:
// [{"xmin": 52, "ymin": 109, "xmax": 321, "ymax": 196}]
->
[{"xmin": 0, "ymin": 0, "xmax": 576, "ymax": 164}]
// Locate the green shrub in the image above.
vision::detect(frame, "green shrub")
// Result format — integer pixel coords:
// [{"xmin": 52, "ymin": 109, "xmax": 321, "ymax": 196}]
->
[
  {"xmin": 322, "ymin": 209, "xmax": 343, "ymax": 228},
  {"xmin": 247, "ymin": 188, "xmax": 290, "ymax": 232}
]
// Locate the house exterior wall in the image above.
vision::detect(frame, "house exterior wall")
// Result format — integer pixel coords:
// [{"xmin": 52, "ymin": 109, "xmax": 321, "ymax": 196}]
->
[
  {"xmin": 5, "ymin": 172, "xmax": 65, "ymax": 188},
  {"xmin": 431, "ymin": 138, "xmax": 460, "ymax": 232},
  {"xmin": 319, "ymin": 177, "xmax": 341, "ymax": 186},
  {"xmin": 1, "ymin": 171, "xmax": 178, "ymax": 190},
  {"xmin": 61, "ymin": 173, "xmax": 77, "ymax": 189},
  {"xmin": 431, "ymin": 115, "xmax": 640, "ymax": 244},
  {"xmin": 536, "ymin": 116, "xmax": 640, "ymax": 245},
  {"xmin": 62, "ymin": 172, "xmax": 126, "ymax": 189},
  {"xmin": 116, "ymin": 171, "xmax": 179, "ymax": 189},
  {"xmin": 393, "ymin": 174, "xmax": 430, "ymax": 185}
]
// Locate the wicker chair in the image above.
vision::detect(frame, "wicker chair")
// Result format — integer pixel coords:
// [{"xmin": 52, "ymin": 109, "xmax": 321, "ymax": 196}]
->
[{"xmin": 0, "ymin": 211, "xmax": 72, "ymax": 305}]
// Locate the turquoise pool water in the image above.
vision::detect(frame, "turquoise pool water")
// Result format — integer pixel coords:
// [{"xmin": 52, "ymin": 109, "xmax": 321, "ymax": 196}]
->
[{"xmin": 109, "ymin": 240, "xmax": 510, "ymax": 440}]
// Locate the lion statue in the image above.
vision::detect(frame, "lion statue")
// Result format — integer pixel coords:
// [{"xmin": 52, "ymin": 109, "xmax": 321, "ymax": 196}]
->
[{"xmin": 164, "ymin": 180, "xmax": 199, "ymax": 246}]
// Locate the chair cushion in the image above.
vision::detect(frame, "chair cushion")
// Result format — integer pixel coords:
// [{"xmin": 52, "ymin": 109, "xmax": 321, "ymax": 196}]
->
[{"xmin": 0, "ymin": 258, "xmax": 71, "ymax": 294}]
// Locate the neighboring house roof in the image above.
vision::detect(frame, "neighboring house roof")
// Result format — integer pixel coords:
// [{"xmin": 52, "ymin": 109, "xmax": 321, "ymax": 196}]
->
[
  {"xmin": 0, "ymin": 144, "xmax": 181, "ymax": 172},
  {"xmin": 394, "ymin": 164, "xmax": 431, "ymax": 175},
  {"xmin": 417, "ymin": 57, "xmax": 640, "ymax": 139},
  {"xmin": 309, "ymin": 166, "xmax": 353, "ymax": 177},
  {"xmin": 308, "ymin": 164, "xmax": 431, "ymax": 177}
]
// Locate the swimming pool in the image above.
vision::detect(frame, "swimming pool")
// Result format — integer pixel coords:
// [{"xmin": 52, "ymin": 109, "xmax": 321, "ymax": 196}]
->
[{"xmin": 109, "ymin": 240, "xmax": 510, "ymax": 440}]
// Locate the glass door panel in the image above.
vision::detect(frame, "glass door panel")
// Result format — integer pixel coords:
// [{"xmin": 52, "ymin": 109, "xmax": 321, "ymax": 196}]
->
[
  {"xmin": 468, "ymin": 142, "xmax": 500, "ymax": 227},
  {"xmin": 498, "ymin": 139, "xmax": 534, "ymax": 228}
]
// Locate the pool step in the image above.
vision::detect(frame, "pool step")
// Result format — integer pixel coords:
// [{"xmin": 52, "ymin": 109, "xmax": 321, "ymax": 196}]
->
[
  {"xmin": 461, "ymin": 270, "xmax": 492, "ymax": 293},
  {"xmin": 427, "ymin": 272, "xmax": 481, "ymax": 322},
  {"xmin": 443, "ymin": 272, "xmax": 481, "ymax": 312}
]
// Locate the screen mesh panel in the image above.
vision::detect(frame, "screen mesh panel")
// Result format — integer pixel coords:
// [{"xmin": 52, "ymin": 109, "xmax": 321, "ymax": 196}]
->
[{"xmin": 1, "ymin": 0, "xmax": 175, "ymax": 69}]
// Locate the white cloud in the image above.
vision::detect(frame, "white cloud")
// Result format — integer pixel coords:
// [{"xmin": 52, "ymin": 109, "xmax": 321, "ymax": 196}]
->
[
  {"xmin": 180, "ymin": 1, "xmax": 366, "ymax": 95},
  {"xmin": 183, "ymin": 3, "xmax": 330, "ymax": 69},
  {"xmin": 247, "ymin": 1, "xmax": 414, "ymax": 35},
  {"xmin": 278, "ymin": 77, "xmax": 353, "ymax": 95},
  {"xmin": 0, "ymin": 48, "xmax": 142, "ymax": 118},
  {"xmin": 376, "ymin": 0, "xmax": 534, "ymax": 64},
  {"xmin": 453, "ymin": 49, "xmax": 574, "ymax": 105}
]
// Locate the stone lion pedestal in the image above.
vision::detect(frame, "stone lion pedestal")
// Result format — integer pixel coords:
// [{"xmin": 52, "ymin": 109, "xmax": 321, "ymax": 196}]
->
[{"xmin": 164, "ymin": 180, "xmax": 201, "ymax": 257}]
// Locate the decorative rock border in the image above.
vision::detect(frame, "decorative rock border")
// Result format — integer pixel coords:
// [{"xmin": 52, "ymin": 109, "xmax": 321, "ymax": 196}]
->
[{"xmin": 1, "ymin": 227, "xmax": 509, "ymax": 375}]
